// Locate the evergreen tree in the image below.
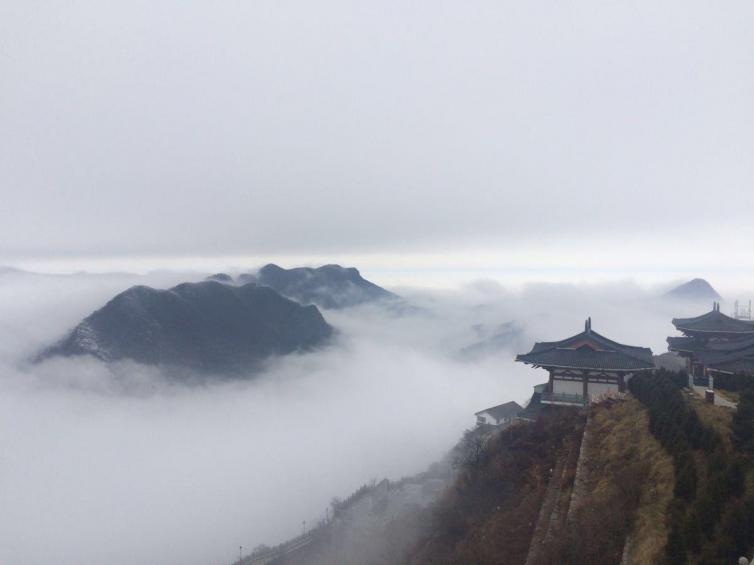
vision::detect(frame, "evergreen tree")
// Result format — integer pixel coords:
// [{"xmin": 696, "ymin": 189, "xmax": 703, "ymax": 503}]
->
[
  {"xmin": 732, "ymin": 386, "xmax": 754, "ymax": 453},
  {"xmin": 683, "ymin": 511, "xmax": 701, "ymax": 554},
  {"xmin": 665, "ymin": 524, "xmax": 687, "ymax": 565}
]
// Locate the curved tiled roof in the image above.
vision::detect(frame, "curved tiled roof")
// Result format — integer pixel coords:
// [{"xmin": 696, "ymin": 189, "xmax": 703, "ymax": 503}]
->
[
  {"xmin": 672, "ymin": 309, "xmax": 754, "ymax": 335},
  {"xmin": 669, "ymin": 334, "xmax": 754, "ymax": 353},
  {"xmin": 667, "ymin": 305, "xmax": 754, "ymax": 376},
  {"xmin": 516, "ymin": 320, "xmax": 654, "ymax": 371}
]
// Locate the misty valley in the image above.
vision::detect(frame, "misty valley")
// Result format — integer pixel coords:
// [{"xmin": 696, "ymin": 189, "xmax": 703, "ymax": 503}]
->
[
  {"xmin": 3, "ymin": 264, "xmax": 750, "ymax": 565},
  {"xmin": 4, "ymin": 3, "xmax": 753, "ymax": 562}
]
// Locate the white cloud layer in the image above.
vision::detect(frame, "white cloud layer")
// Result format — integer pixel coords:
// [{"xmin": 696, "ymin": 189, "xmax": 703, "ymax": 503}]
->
[{"xmin": 0, "ymin": 269, "xmax": 715, "ymax": 565}]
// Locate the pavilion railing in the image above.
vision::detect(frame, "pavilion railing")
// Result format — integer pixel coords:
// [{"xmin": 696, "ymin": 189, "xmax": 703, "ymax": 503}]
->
[{"xmin": 541, "ymin": 392, "xmax": 588, "ymax": 406}]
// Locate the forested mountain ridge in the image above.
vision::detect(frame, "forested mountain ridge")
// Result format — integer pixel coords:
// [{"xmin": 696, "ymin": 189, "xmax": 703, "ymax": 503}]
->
[
  {"xmin": 256, "ymin": 263, "xmax": 397, "ymax": 309},
  {"xmin": 40, "ymin": 280, "xmax": 333, "ymax": 376}
]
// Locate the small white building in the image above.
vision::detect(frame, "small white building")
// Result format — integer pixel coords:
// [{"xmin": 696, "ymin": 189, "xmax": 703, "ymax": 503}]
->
[{"xmin": 475, "ymin": 401, "xmax": 523, "ymax": 426}]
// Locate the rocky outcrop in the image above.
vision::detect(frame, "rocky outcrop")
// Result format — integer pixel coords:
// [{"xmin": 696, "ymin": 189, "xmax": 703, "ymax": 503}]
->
[{"xmin": 256, "ymin": 263, "xmax": 397, "ymax": 309}]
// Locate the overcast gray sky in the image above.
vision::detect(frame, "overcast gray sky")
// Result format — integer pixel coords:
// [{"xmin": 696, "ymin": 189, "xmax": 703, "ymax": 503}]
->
[{"xmin": 2, "ymin": 1, "xmax": 753, "ymax": 272}]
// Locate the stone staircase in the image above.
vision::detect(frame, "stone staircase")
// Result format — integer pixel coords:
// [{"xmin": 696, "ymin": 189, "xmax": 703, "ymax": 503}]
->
[{"xmin": 523, "ymin": 417, "xmax": 585, "ymax": 565}]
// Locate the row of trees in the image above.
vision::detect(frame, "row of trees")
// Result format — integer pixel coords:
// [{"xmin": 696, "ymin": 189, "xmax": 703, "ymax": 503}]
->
[
  {"xmin": 733, "ymin": 386, "xmax": 754, "ymax": 454},
  {"xmin": 630, "ymin": 370, "xmax": 754, "ymax": 564},
  {"xmin": 716, "ymin": 382, "xmax": 754, "ymax": 562},
  {"xmin": 629, "ymin": 370, "xmax": 711, "ymax": 500}
]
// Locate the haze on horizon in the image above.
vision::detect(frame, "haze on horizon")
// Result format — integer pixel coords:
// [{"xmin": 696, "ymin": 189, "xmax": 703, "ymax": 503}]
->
[{"xmin": 2, "ymin": 0, "xmax": 754, "ymax": 274}]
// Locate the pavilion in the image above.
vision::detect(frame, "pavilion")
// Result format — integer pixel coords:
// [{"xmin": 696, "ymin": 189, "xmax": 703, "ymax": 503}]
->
[
  {"xmin": 667, "ymin": 302, "xmax": 754, "ymax": 385},
  {"xmin": 516, "ymin": 318, "xmax": 655, "ymax": 407}
]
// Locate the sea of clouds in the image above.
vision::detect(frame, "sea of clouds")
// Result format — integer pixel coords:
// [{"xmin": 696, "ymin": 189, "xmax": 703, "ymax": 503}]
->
[{"xmin": 0, "ymin": 268, "xmax": 713, "ymax": 565}]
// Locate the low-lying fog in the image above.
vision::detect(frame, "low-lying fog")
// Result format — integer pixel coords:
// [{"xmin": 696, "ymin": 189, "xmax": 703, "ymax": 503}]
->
[{"xmin": 0, "ymin": 269, "xmax": 718, "ymax": 565}]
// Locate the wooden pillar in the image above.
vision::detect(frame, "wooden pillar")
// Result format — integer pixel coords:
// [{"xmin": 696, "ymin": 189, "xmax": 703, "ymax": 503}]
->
[
  {"xmin": 582, "ymin": 371, "xmax": 588, "ymax": 400},
  {"xmin": 548, "ymin": 370, "xmax": 554, "ymax": 393},
  {"xmin": 618, "ymin": 373, "xmax": 626, "ymax": 393}
]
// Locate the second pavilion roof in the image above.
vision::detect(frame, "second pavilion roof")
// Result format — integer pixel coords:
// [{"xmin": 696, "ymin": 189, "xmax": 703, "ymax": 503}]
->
[{"xmin": 672, "ymin": 303, "xmax": 754, "ymax": 336}]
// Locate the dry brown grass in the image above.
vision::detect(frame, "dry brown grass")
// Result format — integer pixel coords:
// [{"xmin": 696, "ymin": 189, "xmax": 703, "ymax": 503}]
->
[
  {"xmin": 533, "ymin": 399, "xmax": 675, "ymax": 565},
  {"xmin": 586, "ymin": 398, "xmax": 675, "ymax": 565},
  {"xmin": 413, "ymin": 400, "xmax": 677, "ymax": 565},
  {"xmin": 716, "ymin": 388, "xmax": 741, "ymax": 404},
  {"xmin": 409, "ymin": 409, "xmax": 586, "ymax": 565}
]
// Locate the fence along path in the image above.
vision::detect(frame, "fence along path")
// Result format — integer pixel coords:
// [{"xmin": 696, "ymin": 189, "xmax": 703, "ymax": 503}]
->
[{"xmin": 237, "ymin": 531, "xmax": 315, "ymax": 565}]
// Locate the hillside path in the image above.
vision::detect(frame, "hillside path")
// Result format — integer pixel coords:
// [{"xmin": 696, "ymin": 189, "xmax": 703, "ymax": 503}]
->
[{"xmin": 692, "ymin": 385, "xmax": 737, "ymax": 409}]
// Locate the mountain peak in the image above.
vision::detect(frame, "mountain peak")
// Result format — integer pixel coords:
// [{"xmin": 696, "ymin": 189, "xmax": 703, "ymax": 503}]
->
[
  {"xmin": 256, "ymin": 264, "xmax": 396, "ymax": 309},
  {"xmin": 40, "ymin": 280, "xmax": 333, "ymax": 377},
  {"xmin": 666, "ymin": 278, "xmax": 721, "ymax": 301},
  {"xmin": 205, "ymin": 273, "xmax": 234, "ymax": 283}
]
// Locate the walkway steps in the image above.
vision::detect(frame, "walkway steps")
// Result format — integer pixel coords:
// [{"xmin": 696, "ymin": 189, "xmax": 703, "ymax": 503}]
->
[{"xmin": 523, "ymin": 418, "xmax": 585, "ymax": 565}]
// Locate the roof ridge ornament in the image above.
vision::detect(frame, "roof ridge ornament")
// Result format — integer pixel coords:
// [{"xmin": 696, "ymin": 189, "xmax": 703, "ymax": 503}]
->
[{"xmin": 585, "ymin": 316, "xmax": 592, "ymax": 334}]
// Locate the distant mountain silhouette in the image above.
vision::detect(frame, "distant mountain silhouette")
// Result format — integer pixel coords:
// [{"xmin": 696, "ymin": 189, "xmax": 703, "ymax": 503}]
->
[
  {"xmin": 459, "ymin": 321, "xmax": 525, "ymax": 360},
  {"xmin": 237, "ymin": 273, "xmax": 258, "ymax": 285},
  {"xmin": 40, "ymin": 281, "xmax": 333, "ymax": 375},
  {"xmin": 256, "ymin": 264, "xmax": 397, "ymax": 309},
  {"xmin": 665, "ymin": 278, "xmax": 721, "ymax": 301},
  {"xmin": 0, "ymin": 266, "xmax": 23, "ymax": 274},
  {"xmin": 205, "ymin": 273, "xmax": 234, "ymax": 283}
]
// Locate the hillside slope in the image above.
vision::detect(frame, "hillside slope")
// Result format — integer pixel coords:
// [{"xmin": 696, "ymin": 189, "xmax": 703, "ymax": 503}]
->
[
  {"xmin": 41, "ymin": 281, "xmax": 333, "ymax": 375},
  {"xmin": 257, "ymin": 264, "xmax": 397, "ymax": 309},
  {"xmin": 236, "ymin": 372, "xmax": 754, "ymax": 565},
  {"xmin": 408, "ymin": 398, "xmax": 675, "ymax": 565},
  {"xmin": 665, "ymin": 278, "xmax": 721, "ymax": 301}
]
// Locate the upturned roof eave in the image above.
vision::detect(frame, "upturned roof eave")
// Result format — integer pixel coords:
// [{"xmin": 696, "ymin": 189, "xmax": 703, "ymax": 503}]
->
[
  {"xmin": 520, "ymin": 335, "xmax": 653, "ymax": 366},
  {"xmin": 515, "ymin": 357, "xmax": 655, "ymax": 372},
  {"xmin": 517, "ymin": 350, "xmax": 655, "ymax": 367},
  {"xmin": 674, "ymin": 326, "xmax": 754, "ymax": 334},
  {"xmin": 672, "ymin": 311, "xmax": 754, "ymax": 334}
]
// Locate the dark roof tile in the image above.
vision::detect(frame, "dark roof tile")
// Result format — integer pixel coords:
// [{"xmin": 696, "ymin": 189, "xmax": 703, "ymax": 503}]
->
[
  {"xmin": 516, "ymin": 324, "xmax": 654, "ymax": 371},
  {"xmin": 672, "ymin": 309, "xmax": 754, "ymax": 335}
]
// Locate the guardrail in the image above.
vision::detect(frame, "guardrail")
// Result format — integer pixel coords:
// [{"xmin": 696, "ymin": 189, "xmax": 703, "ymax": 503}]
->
[
  {"xmin": 238, "ymin": 532, "xmax": 315, "ymax": 565},
  {"xmin": 541, "ymin": 392, "xmax": 587, "ymax": 406}
]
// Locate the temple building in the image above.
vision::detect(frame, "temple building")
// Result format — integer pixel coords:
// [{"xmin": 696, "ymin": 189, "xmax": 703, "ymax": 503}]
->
[
  {"xmin": 667, "ymin": 302, "xmax": 754, "ymax": 385},
  {"xmin": 474, "ymin": 401, "xmax": 523, "ymax": 426},
  {"xmin": 516, "ymin": 318, "xmax": 655, "ymax": 407}
]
